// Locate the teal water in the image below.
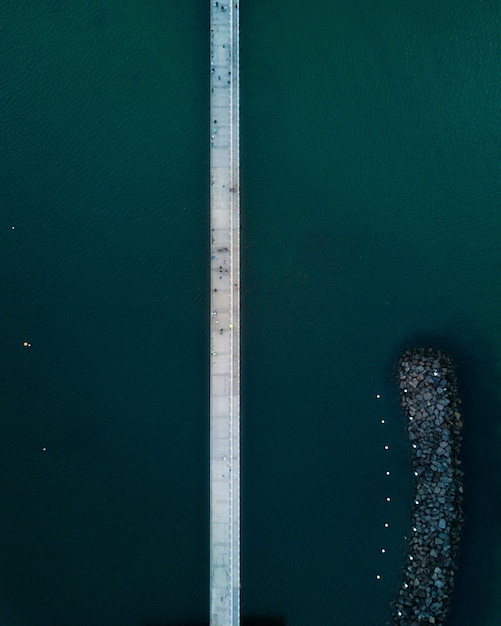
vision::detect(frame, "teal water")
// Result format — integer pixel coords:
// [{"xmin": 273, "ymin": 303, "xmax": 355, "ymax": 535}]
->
[
  {"xmin": 0, "ymin": 3, "xmax": 208, "ymax": 625},
  {"xmin": 241, "ymin": 2, "xmax": 501, "ymax": 625},
  {"xmin": 1, "ymin": 1, "xmax": 501, "ymax": 625}
]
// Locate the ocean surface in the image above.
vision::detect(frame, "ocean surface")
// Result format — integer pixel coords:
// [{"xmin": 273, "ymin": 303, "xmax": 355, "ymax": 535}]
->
[{"xmin": 0, "ymin": 1, "xmax": 500, "ymax": 625}]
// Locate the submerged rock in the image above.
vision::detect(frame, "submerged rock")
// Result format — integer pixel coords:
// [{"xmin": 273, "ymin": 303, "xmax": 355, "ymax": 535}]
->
[{"xmin": 392, "ymin": 348, "xmax": 464, "ymax": 626}]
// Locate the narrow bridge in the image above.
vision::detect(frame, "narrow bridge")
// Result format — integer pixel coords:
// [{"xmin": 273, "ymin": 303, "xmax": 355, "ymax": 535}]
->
[{"xmin": 209, "ymin": 2, "xmax": 240, "ymax": 625}]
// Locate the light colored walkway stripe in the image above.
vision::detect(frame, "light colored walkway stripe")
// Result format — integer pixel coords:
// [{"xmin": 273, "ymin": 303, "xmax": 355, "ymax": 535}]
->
[{"xmin": 209, "ymin": 2, "xmax": 240, "ymax": 625}]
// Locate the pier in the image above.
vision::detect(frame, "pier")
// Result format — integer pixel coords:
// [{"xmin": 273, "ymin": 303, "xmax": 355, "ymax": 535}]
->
[{"xmin": 209, "ymin": 2, "xmax": 240, "ymax": 626}]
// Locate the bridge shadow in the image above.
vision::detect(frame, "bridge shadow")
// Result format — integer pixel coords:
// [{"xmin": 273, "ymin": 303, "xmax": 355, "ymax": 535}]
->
[{"xmin": 390, "ymin": 319, "xmax": 501, "ymax": 626}]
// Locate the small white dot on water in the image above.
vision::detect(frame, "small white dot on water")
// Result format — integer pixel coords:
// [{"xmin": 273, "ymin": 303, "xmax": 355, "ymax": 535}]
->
[
  {"xmin": 384, "ymin": 444, "xmax": 389, "ymax": 450},
  {"xmin": 381, "ymin": 419, "xmax": 385, "ymax": 424},
  {"xmin": 376, "ymin": 574, "xmax": 381, "ymax": 580},
  {"xmin": 386, "ymin": 497, "xmax": 391, "ymax": 502},
  {"xmin": 376, "ymin": 394, "xmax": 381, "ymax": 399},
  {"xmin": 386, "ymin": 471, "xmax": 391, "ymax": 476},
  {"xmin": 42, "ymin": 447, "xmax": 47, "ymax": 451},
  {"xmin": 381, "ymin": 548, "xmax": 386, "ymax": 553},
  {"xmin": 384, "ymin": 523, "xmax": 389, "ymax": 528}
]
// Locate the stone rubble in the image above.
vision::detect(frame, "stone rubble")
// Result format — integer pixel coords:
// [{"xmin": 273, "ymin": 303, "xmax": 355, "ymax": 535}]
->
[{"xmin": 392, "ymin": 348, "xmax": 464, "ymax": 626}]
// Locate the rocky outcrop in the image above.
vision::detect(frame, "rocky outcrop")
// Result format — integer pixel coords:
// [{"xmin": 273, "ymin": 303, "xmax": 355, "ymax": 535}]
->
[{"xmin": 393, "ymin": 349, "xmax": 464, "ymax": 625}]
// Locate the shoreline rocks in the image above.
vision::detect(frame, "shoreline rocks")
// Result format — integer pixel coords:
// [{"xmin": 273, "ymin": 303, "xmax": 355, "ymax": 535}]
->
[{"xmin": 392, "ymin": 348, "xmax": 464, "ymax": 625}]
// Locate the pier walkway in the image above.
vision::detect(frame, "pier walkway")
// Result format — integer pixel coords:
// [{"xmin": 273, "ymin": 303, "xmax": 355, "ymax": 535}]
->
[{"xmin": 209, "ymin": 2, "xmax": 240, "ymax": 626}]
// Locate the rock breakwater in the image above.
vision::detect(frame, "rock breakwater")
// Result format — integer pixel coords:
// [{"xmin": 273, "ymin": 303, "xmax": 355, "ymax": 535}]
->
[{"xmin": 393, "ymin": 349, "xmax": 464, "ymax": 625}]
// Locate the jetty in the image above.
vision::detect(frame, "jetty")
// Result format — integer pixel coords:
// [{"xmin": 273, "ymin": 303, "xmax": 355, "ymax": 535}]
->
[
  {"xmin": 209, "ymin": 2, "xmax": 240, "ymax": 626},
  {"xmin": 394, "ymin": 349, "xmax": 464, "ymax": 625}
]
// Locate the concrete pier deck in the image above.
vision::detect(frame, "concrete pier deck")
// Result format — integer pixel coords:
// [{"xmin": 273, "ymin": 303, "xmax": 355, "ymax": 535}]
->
[{"xmin": 209, "ymin": 2, "xmax": 240, "ymax": 626}]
